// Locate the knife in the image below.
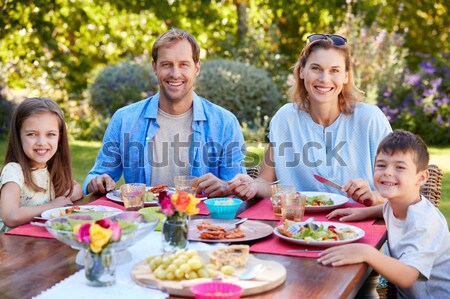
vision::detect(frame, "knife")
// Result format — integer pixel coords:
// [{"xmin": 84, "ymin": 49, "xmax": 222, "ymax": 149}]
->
[{"xmin": 313, "ymin": 174, "xmax": 343, "ymax": 192}]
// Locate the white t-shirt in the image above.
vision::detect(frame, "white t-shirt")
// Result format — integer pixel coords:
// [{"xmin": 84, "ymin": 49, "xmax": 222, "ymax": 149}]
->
[
  {"xmin": 383, "ymin": 196, "xmax": 450, "ymax": 298},
  {"xmin": 0, "ymin": 162, "xmax": 54, "ymax": 232},
  {"xmin": 150, "ymin": 108, "xmax": 193, "ymax": 187}
]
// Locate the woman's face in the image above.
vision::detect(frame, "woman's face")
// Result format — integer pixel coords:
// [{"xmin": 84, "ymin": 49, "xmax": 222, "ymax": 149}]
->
[{"xmin": 299, "ymin": 48, "xmax": 348, "ymax": 106}]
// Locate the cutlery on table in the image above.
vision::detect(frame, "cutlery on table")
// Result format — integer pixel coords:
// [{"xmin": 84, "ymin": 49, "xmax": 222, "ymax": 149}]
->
[
  {"xmin": 287, "ymin": 217, "xmax": 315, "ymax": 235},
  {"xmin": 239, "ymin": 263, "xmax": 265, "ymax": 280},
  {"xmin": 313, "ymin": 174, "xmax": 343, "ymax": 192},
  {"xmin": 247, "ymin": 179, "xmax": 280, "ymax": 185},
  {"xmin": 287, "ymin": 249, "xmax": 323, "ymax": 253},
  {"xmin": 223, "ymin": 218, "xmax": 248, "ymax": 231},
  {"xmin": 30, "ymin": 222, "xmax": 47, "ymax": 227}
]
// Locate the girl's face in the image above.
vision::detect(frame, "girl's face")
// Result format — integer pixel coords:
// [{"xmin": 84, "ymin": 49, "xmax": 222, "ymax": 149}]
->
[
  {"xmin": 374, "ymin": 151, "xmax": 427, "ymax": 203},
  {"xmin": 300, "ymin": 48, "xmax": 348, "ymax": 106},
  {"xmin": 20, "ymin": 112, "xmax": 60, "ymax": 169}
]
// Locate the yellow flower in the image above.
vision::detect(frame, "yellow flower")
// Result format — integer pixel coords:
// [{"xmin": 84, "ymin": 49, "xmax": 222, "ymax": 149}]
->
[
  {"xmin": 89, "ymin": 223, "xmax": 112, "ymax": 253},
  {"xmin": 185, "ymin": 194, "xmax": 200, "ymax": 216}
]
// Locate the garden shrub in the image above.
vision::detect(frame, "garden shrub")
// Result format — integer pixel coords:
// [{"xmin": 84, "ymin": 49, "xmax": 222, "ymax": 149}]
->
[
  {"xmin": 194, "ymin": 59, "xmax": 282, "ymax": 127},
  {"xmin": 0, "ymin": 88, "xmax": 14, "ymax": 137},
  {"xmin": 377, "ymin": 54, "xmax": 450, "ymax": 145},
  {"xmin": 89, "ymin": 61, "xmax": 158, "ymax": 118}
]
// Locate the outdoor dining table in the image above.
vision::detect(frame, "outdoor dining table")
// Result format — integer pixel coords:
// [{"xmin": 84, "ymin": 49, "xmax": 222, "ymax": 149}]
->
[{"xmin": 0, "ymin": 193, "xmax": 387, "ymax": 299}]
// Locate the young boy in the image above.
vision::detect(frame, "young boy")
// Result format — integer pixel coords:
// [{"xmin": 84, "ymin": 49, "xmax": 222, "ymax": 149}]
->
[{"xmin": 318, "ymin": 129, "xmax": 450, "ymax": 298}]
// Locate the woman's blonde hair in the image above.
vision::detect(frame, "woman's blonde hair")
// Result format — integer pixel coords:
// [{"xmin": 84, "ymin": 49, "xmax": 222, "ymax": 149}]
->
[
  {"xmin": 3, "ymin": 97, "xmax": 74, "ymax": 197},
  {"xmin": 288, "ymin": 38, "xmax": 364, "ymax": 114}
]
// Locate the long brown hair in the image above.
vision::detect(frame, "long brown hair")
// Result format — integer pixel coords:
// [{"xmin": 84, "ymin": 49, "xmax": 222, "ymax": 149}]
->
[
  {"xmin": 288, "ymin": 37, "xmax": 364, "ymax": 114},
  {"xmin": 3, "ymin": 97, "xmax": 74, "ymax": 197}
]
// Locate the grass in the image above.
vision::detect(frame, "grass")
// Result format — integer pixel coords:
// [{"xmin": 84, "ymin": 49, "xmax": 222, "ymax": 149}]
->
[{"xmin": 0, "ymin": 138, "xmax": 449, "ymax": 228}]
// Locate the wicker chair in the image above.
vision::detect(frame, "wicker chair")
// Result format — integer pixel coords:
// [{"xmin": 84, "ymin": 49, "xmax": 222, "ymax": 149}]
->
[
  {"xmin": 246, "ymin": 165, "xmax": 261, "ymax": 179},
  {"xmin": 376, "ymin": 164, "xmax": 444, "ymax": 299}
]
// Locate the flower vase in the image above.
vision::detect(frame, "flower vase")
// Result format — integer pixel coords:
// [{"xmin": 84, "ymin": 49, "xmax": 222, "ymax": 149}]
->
[
  {"xmin": 161, "ymin": 214, "xmax": 189, "ymax": 252},
  {"xmin": 84, "ymin": 248, "xmax": 116, "ymax": 286}
]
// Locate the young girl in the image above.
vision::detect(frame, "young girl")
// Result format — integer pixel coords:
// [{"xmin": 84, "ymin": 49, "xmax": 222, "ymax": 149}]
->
[{"xmin": 0, "ymin": 97, "xmax": 83, "ymax": 232}]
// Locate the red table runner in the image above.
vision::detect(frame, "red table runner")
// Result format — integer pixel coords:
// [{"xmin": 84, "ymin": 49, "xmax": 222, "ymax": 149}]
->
[{"xmin": 5, "ymin": 198, "xmax": 125, "ymax": 239}]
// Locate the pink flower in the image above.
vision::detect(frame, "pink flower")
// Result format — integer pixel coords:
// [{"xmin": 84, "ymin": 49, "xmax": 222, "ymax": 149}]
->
[
  {"xmin": 75, "ymin": 223, "xmax": 91, "ymax": 244},
  {"xmin": 110, "ymin": 222, "xmax": 122, "ymax": 241},
  {"xmin": 160, "ymin": 197, "xmax": 175, "ymax": 216},
  {"xmin": 96, "ymin": 218, "xmax": 112, "ymax": 229}
]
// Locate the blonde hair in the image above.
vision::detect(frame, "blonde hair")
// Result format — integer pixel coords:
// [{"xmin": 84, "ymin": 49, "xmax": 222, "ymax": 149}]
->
[
  {"xmin": 288, "ymin": 38, "xmax": 364, "ymax": 114},
  {"xmin": 152, "ymin": 28, "xmax": 200, "ymax": 64}
]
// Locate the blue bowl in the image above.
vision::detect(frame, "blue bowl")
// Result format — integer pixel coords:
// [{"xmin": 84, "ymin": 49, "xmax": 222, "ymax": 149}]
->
[{"xmin": 204, "ymin": 198, "xmax": 243, "ymax": 219}]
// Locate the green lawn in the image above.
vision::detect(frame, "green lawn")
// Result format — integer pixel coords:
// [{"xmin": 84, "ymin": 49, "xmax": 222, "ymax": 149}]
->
[{"xmin": 1, "ymin": 138, "xmax": 449, "ymax": 228}]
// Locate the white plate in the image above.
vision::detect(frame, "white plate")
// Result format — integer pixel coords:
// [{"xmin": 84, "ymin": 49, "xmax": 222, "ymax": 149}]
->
[
  {"xmin": 300, "ymin": 191, "xmax": 349, "ymax": 212},
  {"xmin": 106, "ymin": 187, "xmax": 160, "ymax": 207},
  {"xmin": 41, "ymin": 206, "xmax": 122, "ymax": 220},
  {"xmin": 273, "ymin": 221, "xmax": 364, "ymax": 247}
]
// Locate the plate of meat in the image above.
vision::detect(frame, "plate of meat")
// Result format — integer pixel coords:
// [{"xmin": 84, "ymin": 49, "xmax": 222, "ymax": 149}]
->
[{"xmin": 188, "ymin": 218, "xmax": 273, "ymax": 243}]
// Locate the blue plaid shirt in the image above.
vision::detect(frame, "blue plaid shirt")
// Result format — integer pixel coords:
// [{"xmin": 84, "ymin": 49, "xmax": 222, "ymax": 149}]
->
[{"xmin": 83, "ymin": 92, "xmax": 246, "ymax": 194}]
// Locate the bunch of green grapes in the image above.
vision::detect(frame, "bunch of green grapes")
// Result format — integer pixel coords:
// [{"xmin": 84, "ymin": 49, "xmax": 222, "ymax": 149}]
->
[{"xmin": 146, "ymin": 249, "xmax": 220, "ymax": 280}]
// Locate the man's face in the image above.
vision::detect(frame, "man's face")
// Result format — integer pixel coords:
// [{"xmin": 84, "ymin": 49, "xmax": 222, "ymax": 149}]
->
[{"xmin": 152, "ymin": 39, "xmax": 200, "ymax": 106}]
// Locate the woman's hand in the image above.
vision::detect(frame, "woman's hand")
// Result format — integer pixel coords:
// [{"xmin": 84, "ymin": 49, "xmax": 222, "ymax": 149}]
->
[
  {"xmin": 342, "ymin": 178, "xmax": 375, "ymax": 206},
  {"xmin": 227, "ymin": 174, "xmax": 257, "ymax": 200}
]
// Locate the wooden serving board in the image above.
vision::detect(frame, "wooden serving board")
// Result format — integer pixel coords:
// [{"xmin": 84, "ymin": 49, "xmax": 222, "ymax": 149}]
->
[{"xmin": 131, "ymin": 252, "xmax": 286, "ymax": 297}]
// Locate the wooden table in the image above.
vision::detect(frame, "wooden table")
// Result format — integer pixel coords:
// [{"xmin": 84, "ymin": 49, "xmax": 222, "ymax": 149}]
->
[{"xmin": 0, "ymin": 195, "xmax": 386, "ymax": 299}]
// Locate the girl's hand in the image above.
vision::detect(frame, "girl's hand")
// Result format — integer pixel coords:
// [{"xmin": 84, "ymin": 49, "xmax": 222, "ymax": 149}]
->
[
  {"xmin": 227, "ymin": 174, "xmax": 257, "ymax": 200},
  {"xmin": 52, "ymin": 196, "xmax": 73, "ymax": 208}
]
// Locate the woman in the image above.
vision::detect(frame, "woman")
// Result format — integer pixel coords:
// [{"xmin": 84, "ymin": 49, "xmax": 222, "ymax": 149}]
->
[{"xmin": 229, "ymin": 34, "xmax": 392, "ymax": 206}]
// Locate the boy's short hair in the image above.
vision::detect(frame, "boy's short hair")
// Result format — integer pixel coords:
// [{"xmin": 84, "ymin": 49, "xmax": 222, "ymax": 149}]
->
[{"xmin": 376, "ymin": 129, "xmax": 429, "ymax": 172}]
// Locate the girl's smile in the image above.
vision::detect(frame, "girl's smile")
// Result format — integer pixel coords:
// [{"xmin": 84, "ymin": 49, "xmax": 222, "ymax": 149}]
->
[{"xmin": 20, "ymin": 112, "xmax": 60, "ymax": 169}]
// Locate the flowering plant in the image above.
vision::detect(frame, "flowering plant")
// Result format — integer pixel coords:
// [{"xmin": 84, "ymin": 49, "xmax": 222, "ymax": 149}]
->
[
  {"xmin": 159, "ymin": 191, "xmax": 200, "ymax": 219},
  {"xmin": 74, "ymin": 218, "xmax": 122, "ymax": 253}
]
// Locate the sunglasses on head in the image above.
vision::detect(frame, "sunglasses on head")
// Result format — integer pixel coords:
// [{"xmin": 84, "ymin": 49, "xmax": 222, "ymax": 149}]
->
[{"xmin": 307, "ymin": 34, "xmax": 347, "ymax": 46}]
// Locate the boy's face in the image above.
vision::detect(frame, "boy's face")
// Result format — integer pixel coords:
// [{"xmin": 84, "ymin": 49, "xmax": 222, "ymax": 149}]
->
[{"xmin": 374, "ymin": 150, "xmax": 428, "ymax": 203}]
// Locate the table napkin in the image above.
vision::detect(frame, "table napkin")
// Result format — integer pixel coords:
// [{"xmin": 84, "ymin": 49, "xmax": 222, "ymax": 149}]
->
[
  {"xmin": 33, "ymin": 231, "xmax": 226, "ymax": 299},
  {"xmin": 197, "ymin": 200, "xmax": 210, "ymax": 215},
  {"xmin": 250, "ymin": 222, "xmax": 386, "ymax": 258},
  {"xmin": 5, "ymin": 199, "xmax": 125, "ymax": 238}
]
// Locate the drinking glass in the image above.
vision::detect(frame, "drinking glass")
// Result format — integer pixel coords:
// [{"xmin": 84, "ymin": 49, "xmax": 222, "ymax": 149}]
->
[
  {"xmin": 120, "ymin": 183, "xmax": 146, "ymax": 211},
  {"xmin": 174, "ymin": 175, "xmax": 198, "ymax": 194},
  {"xmin": 270, "ymin": 184, "xmax": 296, "ymax": 218}
]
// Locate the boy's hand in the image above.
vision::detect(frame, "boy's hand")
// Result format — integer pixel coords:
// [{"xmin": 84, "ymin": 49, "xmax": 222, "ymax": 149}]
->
[
  {"xmin": 317, "ymin": 244, "xmax": 373, "ymax": 266},
  {"xmin": 88, "ymin": 174, "xmax": 116, "ymax": 194},
  {"xmin": 326, "ymin": 207, "xmax": 371, "ymax": 222}
]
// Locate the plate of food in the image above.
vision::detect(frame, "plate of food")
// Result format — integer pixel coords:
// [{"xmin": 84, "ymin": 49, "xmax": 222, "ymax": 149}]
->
[
  {"xmin": 299, "ymin": 191, "xmax": 349, "ymax": 212},
  {"xmin": 188, "ymin": 218, "xmax": 273, "ymax": 243},
  {"xmin": 131, "ymin": 246, "xmax": 286, "ymax": 297},
  {"xmin": 106, "ymin": 185, "xmax": 169, "ymax": 207},
  {"xmin": 41, "ymin": 205, "xmax": 122, "ymax": 220},
  {"xmin": 274, "ymin": 221, "xmax": 364, "ymax": 247}
]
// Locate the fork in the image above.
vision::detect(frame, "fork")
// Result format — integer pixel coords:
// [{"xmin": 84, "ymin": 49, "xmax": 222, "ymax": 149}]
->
[
  {"xmin": 287, "ymin": 217, "xmax": 315, "ymax": 235},
  {"xmin": 247, "ymin": 179, "xmax": 280, "ymax": 185}
]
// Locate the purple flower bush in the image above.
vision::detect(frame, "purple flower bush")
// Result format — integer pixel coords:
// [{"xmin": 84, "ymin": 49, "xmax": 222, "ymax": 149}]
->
[{"xmin": 377, "ymin": 54, "xmax": 450, "ymax": 144}]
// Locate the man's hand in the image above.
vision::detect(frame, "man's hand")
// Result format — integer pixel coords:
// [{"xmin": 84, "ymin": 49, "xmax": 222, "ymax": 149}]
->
[
  {"xmin": 87, "ymin": 174, "xmax": 116, "ymax": 195},
  {"xmin": 197, "ymin": 173, "xmax": 229, "ymax": 197},
  {"xmin": 227, "ymin": 174, "xmax": 257, "ymax": 200}
]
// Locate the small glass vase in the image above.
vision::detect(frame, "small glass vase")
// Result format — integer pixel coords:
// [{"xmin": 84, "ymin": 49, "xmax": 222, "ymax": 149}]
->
[
  {"xmin": 84, "ymin": 248, "xmax": 116, "ymax": 286},
  {"xmin": 161, "ymin": 214, "xmax": 189, "ymax": 253}
]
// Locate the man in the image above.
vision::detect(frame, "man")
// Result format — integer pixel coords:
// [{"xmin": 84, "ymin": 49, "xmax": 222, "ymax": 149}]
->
[{"xmin": 84, "ymin": 28, "xmax": 246, "ymax": 197}]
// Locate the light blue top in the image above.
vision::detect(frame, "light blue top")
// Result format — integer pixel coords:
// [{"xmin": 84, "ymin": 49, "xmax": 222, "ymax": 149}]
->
[
  {"xmin": 269, "ymin": 102, "xmax": 392, "ymax": 193},
  {"xmin": 83, "ymin": 92, "xmax": 246, "ymax": 194},
  {"xmin": 384, "ymin": 196, "xmax": 450, "ymax": 299}
]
